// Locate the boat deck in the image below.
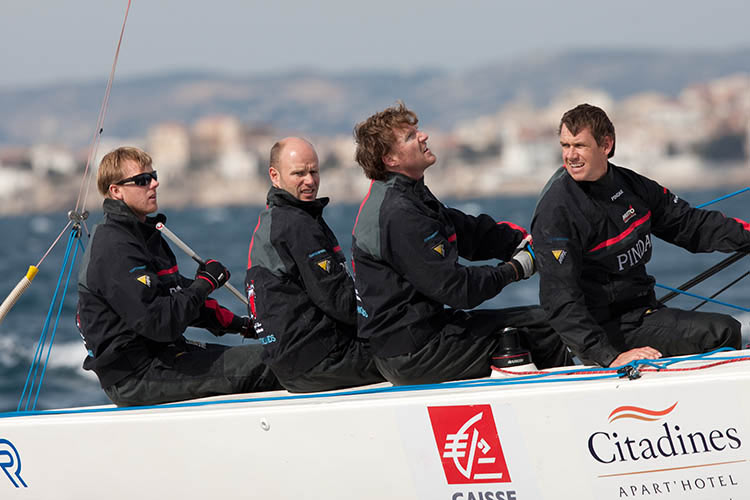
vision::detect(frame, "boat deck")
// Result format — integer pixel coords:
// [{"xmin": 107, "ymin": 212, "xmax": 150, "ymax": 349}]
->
[{"xmin": 2, "ymin": 349, "xmax": 749, "ymax": 499}]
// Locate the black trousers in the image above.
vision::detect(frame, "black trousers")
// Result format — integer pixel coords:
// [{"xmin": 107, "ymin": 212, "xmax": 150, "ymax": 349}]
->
[
  {"xmin": 104, "ymin": 342, "xmax": 281, "ymax": 407},
  {"xmin": 600, "ymin": 306, "xmax": 742, "ymax": 364},
  {"xmin": 280, "ymin": 339, "xmax": 386, "ymax": 393},
  {"xmin": 375, "ymin": 306, "xmax": 573, "ymax": 386}
]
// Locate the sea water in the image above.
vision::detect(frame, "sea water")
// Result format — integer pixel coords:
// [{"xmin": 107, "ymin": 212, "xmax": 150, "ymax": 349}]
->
[{"xmin": 1, "ymin": 188, "xmax": 749, "ymax": 412}]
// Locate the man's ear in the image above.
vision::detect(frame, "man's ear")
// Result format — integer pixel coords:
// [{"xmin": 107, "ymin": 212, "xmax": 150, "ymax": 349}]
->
[
  {"xmin": 602, "ymin": 135, "xmax": 614, "ymax": 156},
  {"xmin": 382, "ymin": 153, "xmax": 396, "ymax": 168},
  {"xmin": 269, "ymin": 167, "xmax": 280, "ymax": 187},
  {"xmin": 108, "ymin": 184, "xmax": 124, "ymax": 200}
]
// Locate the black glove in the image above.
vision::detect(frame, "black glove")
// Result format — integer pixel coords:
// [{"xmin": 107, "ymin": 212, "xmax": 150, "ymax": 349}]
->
[
  {"xmin": 234, "ymin": 315, "xmax": 256, "ymax": 339},
  {"xmin": 195, "ymin": 259, "xmax": 230, "ymax": 291},
  {"xmin": 208, "ymin": 314, "xmax": 254, "ymax": 338},
  {"xmin": 227, "ymin": 314, "xmax": 255, "ymax": 339}
]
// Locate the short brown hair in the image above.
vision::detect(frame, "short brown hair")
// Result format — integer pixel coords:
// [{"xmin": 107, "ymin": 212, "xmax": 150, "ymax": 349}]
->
[
  {"xmin": 559, "ymin": 103, "xmax": 616, "ymax": 158},
  {"xmin": 353, "ymin": 101, "xmax": 418, "ymax": 180},
  {"xmin": 97, "ymin": 146, "xmax": 153, "ymax": 197}
]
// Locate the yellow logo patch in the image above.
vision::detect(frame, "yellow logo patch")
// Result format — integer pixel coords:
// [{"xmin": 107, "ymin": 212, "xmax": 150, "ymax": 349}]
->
[
  {"xmin": 137, "ymin": 275, "xmax": 151, "ymax": 287},
  {"xmin": 316, "ymin": 259, "xmax": 331, "ymax": 273},
  {"xmin": 552, "ymin": 250, "xmax": 567, "ymax": 264},
  {"xmin": 432, "ymin": 243, "xmax": 445, "ymax": 257}
]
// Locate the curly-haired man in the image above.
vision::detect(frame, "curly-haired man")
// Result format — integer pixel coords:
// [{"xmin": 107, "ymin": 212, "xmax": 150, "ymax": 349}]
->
[{"xmin": 351, "ymin": 102, "xmax": 571, "ymax": 385}]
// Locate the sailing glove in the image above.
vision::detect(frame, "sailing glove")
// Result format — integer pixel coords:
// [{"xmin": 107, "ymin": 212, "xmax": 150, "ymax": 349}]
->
[
  {"xmin": 216, "ymin": 314, "xmax": 254, "ymax": 338},
  {"xmin": 511, "ymin": 246, "xmax": 536, "ymax": 280},
  {"xmin": 196, "ymin": 259, "xmax": 231, "ymax": 291},
  {"xmin": 235, "ymin": 316, "xmax": 257, "ymax": 339}
]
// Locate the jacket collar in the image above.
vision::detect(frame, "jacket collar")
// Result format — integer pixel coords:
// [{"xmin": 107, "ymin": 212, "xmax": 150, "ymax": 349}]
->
[
  {"xmin": 266, "ymin": 186, "xmax": 329, "ymax": 216},
  {"xmin": 385, "ymin": 171, "xmax": 426, "ymax": 191},
  {"xmin": 102, "ymin": 198, "xmax": 166, "ymax": 228},
  {"xmin": 577, "ymin": 162, "xmax": 617, "ymax": 195}
]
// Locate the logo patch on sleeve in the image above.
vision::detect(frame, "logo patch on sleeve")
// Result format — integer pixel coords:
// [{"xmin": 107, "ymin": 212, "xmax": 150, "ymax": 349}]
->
[
  {"xmin": 432, "ymin": 242, "xmax": 446, "ymax": 257},
  {"xmin": 316, "ymin": 258, "xmax": 332, "ymax": 273},
  {"xmin": 136, "ymin": 275, "xmax": 151, "ymax": 287},
  {"xmin": 552, "ymin": 250, "xmax": 567, "ymax": 264}
]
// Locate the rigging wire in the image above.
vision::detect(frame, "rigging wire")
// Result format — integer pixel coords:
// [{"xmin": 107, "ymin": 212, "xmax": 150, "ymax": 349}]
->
[
  {"xmin": 12, "ymin": 0, "xmax": 133, "ymax": 410},
  {"xmin": 657, "ymin": 251, "xmax": 747, "ymax": 304},
  {"xmin": 35, "ymin": 221, "xmax": 73, "ymax": 269},
  {"xmin": 691, "ymin": 271, "xmax": 750, "ymax": 311},
  {"xmin": 22, "ymin": 0, "xmax": 132, "ymax": 271},
  {"xmin": 696, "ymin": 187, "xmax": 750, "ymax": 209},
  {"xmin": 654, "ymin": 284, "xmax": 750, "ymax": 312},
  {"xmin": 76, "ymin": 0, "xmax": 132, "ymax": 217},
  {"xmin": 656, "ymin": 187, "xmax": 750, "ymax": 309},
  {"xmin": 18, "ymin": 229, "xmax": 82, "ymax": 411},
  {"xmin": 31, "ymin": 233, "xmax": 84, "ymax": 411}
]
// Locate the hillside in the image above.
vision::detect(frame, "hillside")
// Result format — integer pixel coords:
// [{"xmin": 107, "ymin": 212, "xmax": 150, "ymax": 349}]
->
[{"xmin": 1, "ymin": 48, "xmax": 749, "ymax": 147}]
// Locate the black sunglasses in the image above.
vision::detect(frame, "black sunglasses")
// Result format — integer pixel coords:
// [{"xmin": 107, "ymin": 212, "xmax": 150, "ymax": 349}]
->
[{"xmin": 115, "ymin": 170, "xmax": 158, "ymax": 187}]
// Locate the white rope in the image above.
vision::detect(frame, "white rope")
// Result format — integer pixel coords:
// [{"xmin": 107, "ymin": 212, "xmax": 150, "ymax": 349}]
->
[
  {"xmin": 0, "ymin": 267, "xmax": 38, "ymax": 326},
  {"xmin": 0, "ymin": 1, "xmax": 132, "ymax": 327}
]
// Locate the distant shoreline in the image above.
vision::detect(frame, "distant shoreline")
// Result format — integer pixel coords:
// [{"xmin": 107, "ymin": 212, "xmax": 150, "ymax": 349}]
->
[{"xmin": 3, "ymin": 162, "xmax": 747, "ymax": 218}]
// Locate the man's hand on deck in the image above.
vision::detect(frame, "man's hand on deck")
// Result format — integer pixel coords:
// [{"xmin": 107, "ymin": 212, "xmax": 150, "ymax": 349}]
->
[{"xmin": 609, "ymin": 346, "xmax": 662, "ymax": 367}]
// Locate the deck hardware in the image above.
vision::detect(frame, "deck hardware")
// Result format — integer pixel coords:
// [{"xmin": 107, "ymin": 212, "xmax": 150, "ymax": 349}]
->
[{"xmin": 617, "ymin": 365, "xmax": 641, "ymax": 380}]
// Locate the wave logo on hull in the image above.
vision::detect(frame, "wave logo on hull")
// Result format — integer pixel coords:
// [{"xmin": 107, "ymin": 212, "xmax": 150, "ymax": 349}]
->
[
  {"xmin": 588, "ymin": 400, "xmax": 743, "ymax": 466},
  {"xmin": 0, "ymin": 439, "xmax": 27, "ymax": 488},
  {"xmin": 608, "ymin": 402, "xmax": 678, "ymax": 423},
  {"xmin": 428, "ymin": 405, "xmax": 511, "ymax": 484}
]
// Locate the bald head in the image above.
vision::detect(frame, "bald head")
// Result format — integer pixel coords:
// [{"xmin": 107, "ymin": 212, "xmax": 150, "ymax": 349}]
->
[{"xmin": 269, "ymin": 137, "xmax": 320, "ymax": 201}]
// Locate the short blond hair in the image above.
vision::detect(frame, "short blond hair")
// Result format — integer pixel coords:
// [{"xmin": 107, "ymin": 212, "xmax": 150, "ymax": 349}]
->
[{"xmin": 97, "ymin": 147, "xmax": 153, "ymax": 197}]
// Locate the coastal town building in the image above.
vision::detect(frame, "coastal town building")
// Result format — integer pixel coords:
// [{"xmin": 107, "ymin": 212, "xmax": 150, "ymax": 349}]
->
[{"xmin": 1, "ymin": 74, "xmax": 748, "ymax": 215}]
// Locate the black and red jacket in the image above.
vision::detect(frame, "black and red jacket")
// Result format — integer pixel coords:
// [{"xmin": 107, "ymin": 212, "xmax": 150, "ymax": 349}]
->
[
  {"xmin": 531, "ymin": 163, "xmax": 750, "ymax": 366},
  {"xmin": 352, "ymin": 172, "xmax": 527, "ymax": 357},
  {"xmin": 245, "ymin": 188, "xmax": 356, "ymax": 380},
  {"xmin": 77, "ymin": 199, "xmax": 245, "ymax": 388}
]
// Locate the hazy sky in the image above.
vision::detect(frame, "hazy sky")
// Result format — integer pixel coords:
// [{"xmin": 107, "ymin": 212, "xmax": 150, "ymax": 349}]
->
[{"xmin": 2, "ymin": 0, "xmax": 750, "ymax": 88}]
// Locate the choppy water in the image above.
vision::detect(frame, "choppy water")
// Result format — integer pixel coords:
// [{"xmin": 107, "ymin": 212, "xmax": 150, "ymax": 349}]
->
[{"xmin": 1, "ymin": 188, "xmax": 749, "ymax": 412}]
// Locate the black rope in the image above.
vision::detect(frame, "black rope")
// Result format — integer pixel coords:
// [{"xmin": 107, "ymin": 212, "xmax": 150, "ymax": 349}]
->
[
  {"xmin": 657, "ymin": 251, "xmax": 748, "ymax": 304},
  {"xmin": 691, "ymin": 270, "xmax": 750, "ymax": 311}
]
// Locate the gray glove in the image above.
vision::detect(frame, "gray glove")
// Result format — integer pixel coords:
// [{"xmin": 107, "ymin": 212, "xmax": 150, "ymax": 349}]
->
[{"xmin": 511, "ymin": 246, "xmax": 536, "ymax": 279}]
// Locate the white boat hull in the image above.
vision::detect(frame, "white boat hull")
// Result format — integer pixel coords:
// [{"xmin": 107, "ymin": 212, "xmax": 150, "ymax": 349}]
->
[{"xmin": 1, "ymin": 350, "xmax": 749, "ymax": 499}]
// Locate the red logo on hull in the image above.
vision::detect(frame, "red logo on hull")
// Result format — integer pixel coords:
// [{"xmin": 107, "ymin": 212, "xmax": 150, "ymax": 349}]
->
[{"xmin": 428, "ymin": 405, "xmax": 512, "ymax": 484}]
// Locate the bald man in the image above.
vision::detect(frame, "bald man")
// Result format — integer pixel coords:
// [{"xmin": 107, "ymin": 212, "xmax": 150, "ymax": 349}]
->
[{"xmin": 244, "ymin": 137, "xmax": 385, "ymax": 392}]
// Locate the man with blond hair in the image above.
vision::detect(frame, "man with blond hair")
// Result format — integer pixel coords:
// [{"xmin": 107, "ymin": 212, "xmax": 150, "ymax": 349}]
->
[
  {"xmin": 77, "ymin": 146, "xmax": 279, "ymax": 406},
  {"xmin": 245, "ymin": 137, "xmax": 384, "ymax": 392},
  {"xmin": 351, "ymin": 103, "xmax": 571, "ymax": 385}
]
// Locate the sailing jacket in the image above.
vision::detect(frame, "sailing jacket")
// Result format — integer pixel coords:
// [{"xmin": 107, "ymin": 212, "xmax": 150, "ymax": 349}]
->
[
  {"xmin": 245, "ymin": 188, "xmax": 356, "ymax": 380},
  {"xmin": 531, "ymin": 163, "xmax": 750, "ymax": 366},
  {"xmin": 352, "ymin": 172, "xmax": 527, "ymax": 357},
  {"xmin": 77, "ymin": 199, "xmax": 246, "ymax": 388}
]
